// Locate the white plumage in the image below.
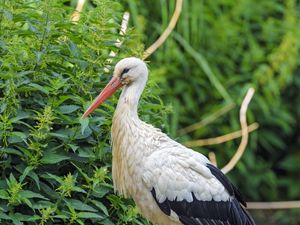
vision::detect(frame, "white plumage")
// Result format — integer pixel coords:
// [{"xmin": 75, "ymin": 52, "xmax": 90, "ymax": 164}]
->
[{"xmin": 82, "ymin": 57, "xmax": 256, "ymax": 225}]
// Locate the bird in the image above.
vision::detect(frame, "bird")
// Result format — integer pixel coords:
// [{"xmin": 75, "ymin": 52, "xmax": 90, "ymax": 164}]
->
[{"xmin": 82, "ymin": 57, "xmax": 256, "ymax": 225}]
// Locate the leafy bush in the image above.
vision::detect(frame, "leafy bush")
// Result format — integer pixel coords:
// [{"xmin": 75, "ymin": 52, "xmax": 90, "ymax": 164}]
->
[{"xmin": 0, "ymin": 1, "xmax": 165, "ymax": 224}]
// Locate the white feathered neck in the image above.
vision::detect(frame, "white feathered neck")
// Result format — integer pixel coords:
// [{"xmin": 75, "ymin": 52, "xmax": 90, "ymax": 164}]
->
[{"xmin": 111, "ymin": 60, "xmax": 159, "ymax": 196}]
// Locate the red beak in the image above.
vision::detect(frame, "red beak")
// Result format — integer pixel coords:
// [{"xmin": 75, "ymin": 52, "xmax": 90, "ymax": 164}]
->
[{"xmin": 82, "ymin": 77, "xmax": 123, "ymax": 118}]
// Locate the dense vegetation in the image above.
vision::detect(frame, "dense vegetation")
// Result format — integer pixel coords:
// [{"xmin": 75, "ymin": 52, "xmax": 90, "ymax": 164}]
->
[
  {"xmin": 0, "ymin": 0, "xmax": 159, "ymax": 224},
  {"xmin": 0, "ymin": 0, "xmax": 299, "ymax": 225}
]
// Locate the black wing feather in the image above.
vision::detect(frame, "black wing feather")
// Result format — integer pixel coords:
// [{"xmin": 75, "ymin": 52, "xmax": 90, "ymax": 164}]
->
[
  {"xmin": 150, "ymin": 163, "xmax": 256, "ymax": 225},
  {"xmin": 206, "ymin": 163, "xmax": 247, "ymax": 206}
]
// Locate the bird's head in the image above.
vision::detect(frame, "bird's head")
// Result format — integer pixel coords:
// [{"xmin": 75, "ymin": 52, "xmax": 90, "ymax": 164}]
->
[
  {"xmin": 113, "ymin": 57, "xmax": 148, "ymax": 85},
  {"xmin": 82, "ymin": 57, "xmax": 148, "ymax": 118}
]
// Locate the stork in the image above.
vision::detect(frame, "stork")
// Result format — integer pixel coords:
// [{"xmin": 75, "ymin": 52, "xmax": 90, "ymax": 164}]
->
[{"xmin": 82, "ymin": 57, "xmax": 256, "ymax": 225}]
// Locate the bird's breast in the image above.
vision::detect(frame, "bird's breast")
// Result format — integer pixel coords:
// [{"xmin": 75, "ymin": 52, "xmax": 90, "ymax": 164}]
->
[{"xmin": 111, "ymin": 115, "xmax": 149, "ymax": 197}]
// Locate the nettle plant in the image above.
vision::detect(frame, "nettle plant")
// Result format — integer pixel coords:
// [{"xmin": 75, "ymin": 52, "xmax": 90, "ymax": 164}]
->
[{"xmin": 0, "ymin": 1, "xmax": 164, "ymax": 224}]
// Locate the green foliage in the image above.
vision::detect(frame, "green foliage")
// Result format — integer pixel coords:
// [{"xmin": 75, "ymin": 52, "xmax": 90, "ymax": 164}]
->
[{"xmin": 0, "ymin": 0, "xmax": 165, "ymax": 224}]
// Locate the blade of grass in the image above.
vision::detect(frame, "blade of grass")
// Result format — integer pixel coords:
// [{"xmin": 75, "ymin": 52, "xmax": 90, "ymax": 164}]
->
[
  {"xmin": 173, "ymin": 33, "xmax": 233, "ymax": 103},
  {"xmin": 179, "ymin": 102, "xmax": 235, "ymax": 135}
]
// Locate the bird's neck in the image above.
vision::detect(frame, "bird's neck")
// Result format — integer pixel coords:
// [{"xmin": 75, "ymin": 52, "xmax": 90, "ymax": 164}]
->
[
  {"xmin": 111, "ymin": 79, "xmax": 150, "ymax": 196},
  {"xmin": 115, "ymin": 79, "xmax": 146, "ymax": 118}
]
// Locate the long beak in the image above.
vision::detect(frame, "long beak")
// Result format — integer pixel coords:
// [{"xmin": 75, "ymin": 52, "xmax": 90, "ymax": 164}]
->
[{"xmin": 82, "ymin": 77, "xmax": 123, "ymax": 118}]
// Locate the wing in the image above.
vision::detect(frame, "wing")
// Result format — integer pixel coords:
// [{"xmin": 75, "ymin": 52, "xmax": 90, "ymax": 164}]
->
[{"xmin": 142, "ymin": 146, "xmax": 256, "ymax": 225}]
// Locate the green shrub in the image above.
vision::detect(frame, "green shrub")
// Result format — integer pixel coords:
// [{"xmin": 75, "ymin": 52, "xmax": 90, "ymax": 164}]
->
[{"xmin": 0, "ymin": 1, "xmax": 165, "ymax": 224}]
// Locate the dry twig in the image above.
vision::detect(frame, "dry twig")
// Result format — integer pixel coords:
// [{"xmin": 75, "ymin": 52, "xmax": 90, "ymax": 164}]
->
[
  {"xmin": 71, "ymin": 0, "xmax": 86, "ymax": 22},
  {"xmin": 208, "ymin": 152, "xmax": 217, "ymax": 167},
  {"xmin": 247, "ymin": 201, "xmax": 300, "ymax": 209},
  {"xmin": 179, "ymin": 103, "xmax": 235, "ymax": 135},
  {"xmin": 104, "ymin": 12, "xmax": 130, "ymax": 72},
  {"xmin": 143, "ymin": 0, "xmax": 183, "ymax": 59},
  {"xmin": 221, "ymin": 88, "xmax": 255, "ymax": 174},
  {"xmin": 108, "ymin": 12, "xmax": 130, "ymax": 58},
  {"xmin": 184, "ymin": 123, "xmax": 259, "ymax": 147}
]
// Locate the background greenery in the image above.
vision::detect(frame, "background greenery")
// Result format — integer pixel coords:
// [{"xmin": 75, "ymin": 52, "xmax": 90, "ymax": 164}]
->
[{"xmin": 0, "ymin": 0, "xmax": 299, "ymax": 224}]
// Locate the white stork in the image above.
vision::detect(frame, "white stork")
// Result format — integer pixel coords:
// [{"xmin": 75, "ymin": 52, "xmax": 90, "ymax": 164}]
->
[{"xmin": 82, "ymin": 57, "xmax": 256, "ymax": 225}]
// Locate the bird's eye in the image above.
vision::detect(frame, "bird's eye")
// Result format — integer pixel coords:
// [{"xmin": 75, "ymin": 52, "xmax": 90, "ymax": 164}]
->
[{"xmin": 121, "ymin": 68, "xmax": 130, "ymax": 76}]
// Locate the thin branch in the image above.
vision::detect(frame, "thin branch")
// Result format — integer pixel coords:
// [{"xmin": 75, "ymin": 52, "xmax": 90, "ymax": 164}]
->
[
  {"xmin": 109, "ymin": 12, "xmax": 130, "ymax": 58},
  {"xmin": 221, "ymin": 88, "xmax": 255, "ymax": 174},
  {"xmin": 208, "ymin": 152, "xmax": 217, "ymax": 167},
  {"xmin": 247, "ymin": 201, "xmax": 300, "ymax": 209},
  {"xmin": 179, "ymin": 103, "xmax": 235, "ymax": 135},
  {"xmin": 104, "ymin": 12, "xmax": 130, "ymax": 72},
  {"xmin": 184, "ymin": 123, "xmax": 259, "ymax": 147},
  {"xmin": 71, "ymin": 0, "xmax": 86, "ymax": 22},
  {"xmin": 143, "ymin": 0, "xmax": 183, "ymax": 59}
]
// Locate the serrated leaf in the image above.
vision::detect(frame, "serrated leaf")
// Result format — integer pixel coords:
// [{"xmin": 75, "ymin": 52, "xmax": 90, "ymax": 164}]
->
[
  {"xmin": 8, "ymin": 173, "xmax": 17, "ymax": 184},
  {"xmin": 0, "ymin": 212, "xmax": 11, "ymax": 220},
  {"xmin": 53, "ymin": 214, "xmax": 69, "ymax": 219},
  {"xmin": 8, "ymin": 131, "xmax": 28, "ymax": 143},
  {"xmin": 1, "ymin": 148, "xmax": 23, "ymax": 156},
  {"xmin": 78, "ymin": 212, "xmax": 103, "ymax": 219},
  {"xmin": 101, "ymin": 218, "xmax": 115, "ymax": 225},
  {"xmin": 92, "ymin": 186, "xmax": 110, "ymax": 198},
  {"xmin": 32, "ymin": 201, "xmax": 56, "ymax": 210},
  {"xmin": 68, "ymin": 144, "xmax": 79, "ymax": 152},
  {"xmin": 44, "ymin": 173, "xmax": 62, "ymax": 183},
  {"xmin": 28, "ymin": 171, "xmax": 40, "ymax": 190},
  {"xmin": 90, "ymin": 200, "xmax": 109, "ymax": 216},
  {"xmin": 39, "ymin": 182, "xmax": 60, "ymax": 199},
  {"xmin": 0, "ymin": 190, "xmax": 9, "ymax": 199},
  {"xmin": 28, "ymin": 83, "xmax": 49, "ymax": 94},
  {"xmin": 20, "ymin": 190, "xmax": 48, "ymax": 200},
  {"xmin": 41, "ymin": 150, "xmax": 70, "ymax": 164},
  {"xmin": 65, "ymin": 199, "xmax": 97, "ymax": 212},
  {"xmin": 80, "ymin": 118, "xmax": 89, "ymax": 135},
  {"xmin": 73, "ymin": 186, "xmax": 86, "ymax": 194},
  {"xmin": 19, "ymin": 166, "xmax": 33, "ymax": 183},
  {"xmin": 58, "ymin": 105, "xmax": 80, "ymax": 114},
  {"xmin": 279, "ymin": 154, "xmax": 300, "ymax": 171}
]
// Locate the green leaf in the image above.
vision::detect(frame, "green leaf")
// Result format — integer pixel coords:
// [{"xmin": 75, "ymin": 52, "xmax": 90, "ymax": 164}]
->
[
  {"xmin": 92, "ymin": 186, "xmax": 110, "ymax": 198},
  {"xmin": 58, "ymin": 105, "xmax": 80, "ymax": 114},
  {"xmin": 31, "ymin": 200, "xmax": 55, "ymax": 210},
  {"xmin": 78, "ymin": 212, "xmax": 103, "ymax": 219},
  {"xmin": 90, "ymin": 200, "xmax": 109, "ymax": 216},
  {"xmin": 80, "ymin": 117, "xmax": 89, "ymax": 135},
  {"xmin": 28, "ymin": 171, "xmax": 40, "ymax": 190},
  {"xmin": 73, "ymin": 186, "xmax": 87, "ymax": 194},
  {"xmin": 53, "ymin": 214, "xmax": 69, "ymax": 219},
  {"xmin": 28, "ymin": 83, "xmax": 50, "ymax": 94},
  {"xmin": 8, "ymin": 173, "xmax": 17, "ymax": 184},
  {"xmin": 39, "ymin": 182, "xmax": 60, "ymax": 199},
  {"xmin": 101, "ymin": 218, "xmax": 115, "ymax": 225},
  {"xmin": 8, "ymin": 132, "xmax": 27, "ymax": 143},
  {"xmin": 41, "ymin": 150, "xmax": 70, "ymax": 164},
  {"xmin": 19, "ymin": 166, "xmax": 33, "ymax": 183},
  {"xmin": 68, "ymin": 144, "xmax": 79, "ymax": 152},
  {"xmin": 0, "ymin": 190, "xmax": 9, "ymax": 200},
  {"xmin": 20, "ymin": 190, "xmax": 48, "ymax": 200},
  {"xmin": 279, "ymin": 154, "xmax": 300, "ymax": 171},
  {"xmin": 65, "ymin": 199, "xmax": 97, "ymax": 212},
  {"xmin": 44, "ymin": 173, "xmax": 62, "ymax": 183},
  {"xmin": 1, "ymin": 148, "xmax": 23, "ymax": 156},
  {"xmin": 0, "ymin": 212, "xmax": 11, "ymax": 220}
]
